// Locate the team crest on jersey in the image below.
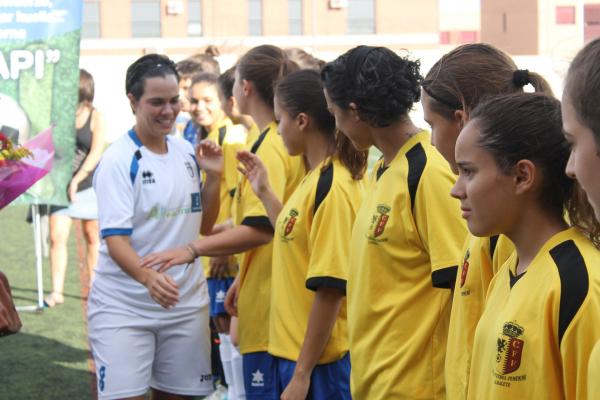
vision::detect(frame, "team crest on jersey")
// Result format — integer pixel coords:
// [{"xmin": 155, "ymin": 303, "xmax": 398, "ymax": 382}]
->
[
  {"xmin": 459, "ymin": 249, "xmax": 471, "ymax": 288},
  {"xmin": 279, "ymin": 208, "xmax": 299, "ymax": 241},
  {"xmin": 185, "ymin": 161, "xmax": 195, "ymax": 178},
  {"xmin": 366, "ymin": 204, "xmax": 391, "ymax": 243},
  {"xmin": 495, "ymin": 321, "xmax": 525, "ymax": 375}
]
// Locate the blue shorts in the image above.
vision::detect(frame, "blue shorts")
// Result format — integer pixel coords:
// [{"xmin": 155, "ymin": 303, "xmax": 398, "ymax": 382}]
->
[
  {"xmin": 243, "ymin": 351, "xmax": 351, "ymax": 399},
  {"xmin": 207, "ymin": 277, "xmax": 234, "ymax": 317}
]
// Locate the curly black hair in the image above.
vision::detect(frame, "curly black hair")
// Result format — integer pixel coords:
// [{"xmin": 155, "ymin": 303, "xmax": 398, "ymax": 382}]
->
[
  {"xmin": 126, "ymin": 54, "xmax": 179, "ymax": 101},
  {"xmin": 321, "ymin": 46, "xmax": 422, "ymax": 127}
]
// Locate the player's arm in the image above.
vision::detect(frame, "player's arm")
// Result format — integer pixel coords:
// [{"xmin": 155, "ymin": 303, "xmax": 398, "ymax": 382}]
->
[
  {"xmin": 105, "ymin": 235, "xmax": 179, "ymax": 308},
  {"xmin": 282, "ymin": 287, "xmax": 344, "ymax": 400},
  {"xmin": 198, "ymin": 140, "xmax": 223, "ymax": 235}
]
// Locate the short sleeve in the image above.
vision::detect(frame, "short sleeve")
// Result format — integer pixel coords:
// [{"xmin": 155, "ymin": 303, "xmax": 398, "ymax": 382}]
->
[
  {"xmin": 94, "ymin": 151, "xmax": 135, "ymax": 239},
  {"xmin": 305, "ymin": 175, "xmax": 356, "ymax": 294},
  {"xmin": 240, "ymin": 138, "xmax": 288, "ymax": 230},
  {"xmin": 413, "ymin": 160, "xmax": 467, "ymax": 289}
]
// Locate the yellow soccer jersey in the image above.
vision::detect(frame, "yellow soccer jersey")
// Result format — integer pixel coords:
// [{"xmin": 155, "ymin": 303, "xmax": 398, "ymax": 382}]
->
[
  {"xmin": 468, "ymin": 227, "xmax": 600, "ymax": 400},
  {"xmin": 268, "ymin": 158, "xmax": 364, "ymax": 364},
  {"xmin": 445, "ymin": 234, "xmax": 514, "ymax": 400},
  {"xmin": 202, "ymin": 119, "xmax": 246, "ymax": 278},
  {"xmin": 234, "ymin": 121, "xmax": 305, "ymax": 354},
  {"xmin": 347, "ymin": 131, "xmax": 467, "ymax": 400},
  {"xmin": 588, "ymin": 341, "xmax": 600, "ymax": 398}
]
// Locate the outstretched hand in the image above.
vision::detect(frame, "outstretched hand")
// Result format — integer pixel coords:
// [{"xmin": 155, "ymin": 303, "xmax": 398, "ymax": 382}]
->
[
  {"xmin": 139, "ymin": 247, "xmax": 195, "ymax": 273},
  {"xmin": 236, "ymin": 150, "xmax": 270, "ymax": 198},
  {"xmin": 197, "ymin": 139, "xmax": 223, "ymax": 176}
]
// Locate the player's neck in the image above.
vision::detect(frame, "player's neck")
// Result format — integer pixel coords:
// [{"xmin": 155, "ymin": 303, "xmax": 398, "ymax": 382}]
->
[
  {"xmin": 304, "ymin": 131, "xmax": 333, "ymax": 171},
  {"xmin": 372, "ymin": 118, "xmax": 421, "ymax": 165}
]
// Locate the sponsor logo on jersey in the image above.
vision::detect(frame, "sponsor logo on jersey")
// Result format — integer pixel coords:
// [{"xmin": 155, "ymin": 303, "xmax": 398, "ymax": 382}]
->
[
  {"xmin": 200, "ymin": 374, "xmax": 213, "ymax": 383},
  {"xmin": 366, "ymin": 204, "xmax": 391, "ymax": 243},
  {"xmin": 142, "ymin": 170, "xmax": 156, "ymax": 184},
  {"xmin": 460, "ymin": 248, "xmax": 471, "ymax": 288},
  {"xmin": 279, "ymin": 208, "xmax": 299, "ymax": 241},
  {"xmin": 251, "ymin": 369, "xmax": 265, "ymax": 387},
  {"xmin": 495, "ymin": 321, "xmax": 525, "ymax": 375}
]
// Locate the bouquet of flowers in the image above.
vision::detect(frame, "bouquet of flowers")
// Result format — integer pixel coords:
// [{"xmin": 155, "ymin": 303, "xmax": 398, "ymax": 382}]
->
[{"xmin": 0, "ymin": 127, "xmax": 54, "ymax": 209}]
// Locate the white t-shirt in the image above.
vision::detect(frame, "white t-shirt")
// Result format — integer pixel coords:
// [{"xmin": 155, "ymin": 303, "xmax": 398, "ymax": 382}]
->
[{"xmin": 90, "ymin": 129, "xmax": 208, "ymax": 317}]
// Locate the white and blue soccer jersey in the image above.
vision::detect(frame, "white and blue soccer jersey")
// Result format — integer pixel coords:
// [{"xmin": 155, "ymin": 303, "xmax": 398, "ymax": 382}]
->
[{"xmin": 90, "ymin": 129, "xmax": 208, "ymax": 317}]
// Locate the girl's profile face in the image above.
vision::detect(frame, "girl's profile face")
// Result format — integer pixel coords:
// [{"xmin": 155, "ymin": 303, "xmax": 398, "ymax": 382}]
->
[
  {"xmin": 129, "ymin": 74, "xmax": 180, "ymax": 138},
  {"xmin": 563, "ymin": 94, "xmax": 600, "ymax": 220},
  {"xmin": 421, "ymin": 88, "xmax": 463, "ymax": 174},
  {"xmin": 451, "ymin": 120, "xmax": 517, "ymax": 237},
  {"xmin": 323, "ymin": 89, "xmax": 369, "ymax": 151},
  {"xmin": 274, "ymin": 96, "xmax": 303, "ymax": 156}
]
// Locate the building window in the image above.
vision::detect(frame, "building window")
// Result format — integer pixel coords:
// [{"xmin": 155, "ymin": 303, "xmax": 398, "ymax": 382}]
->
[
  {"xmin": 556, "ymin": 6, "xmax": 576, "ymax": 25},
  {"xmin": 347, "ymin": 0, "xmax": 374, "ymax": 34},
  {"xmin": 131, "ymin": 0, "xmax": 161, "ymax": 38},
  {"xmin": 249, "ymin": 0, "xmax": 262, "ymax": 36},
  {"xmin": 188, "ymin": 0, "xmax": 202, "ymax": 36},
  {"xmin": 82, "ymin": 0, "xmax": 100, "ymax": 38},
  {"xmin": 289, "ymin": 0, "xmax": 303, "ymax": 35}
]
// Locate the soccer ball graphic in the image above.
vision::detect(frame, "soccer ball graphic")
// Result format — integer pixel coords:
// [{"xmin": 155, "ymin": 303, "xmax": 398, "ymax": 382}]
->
[{"xmin": 0, "ymin": 92, "xmax": 31, "ymax": 146}]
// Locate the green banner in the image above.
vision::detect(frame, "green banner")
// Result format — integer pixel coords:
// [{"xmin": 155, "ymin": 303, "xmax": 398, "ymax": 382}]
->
[{"xmin": 0, "ymin": 0, "xmax": 82, "ymax": 205}]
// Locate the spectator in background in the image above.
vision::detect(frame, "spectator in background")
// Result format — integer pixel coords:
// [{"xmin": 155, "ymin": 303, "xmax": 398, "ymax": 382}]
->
[{"xmin": 45, "ymin": 69, "xmax": 106, "ymax": 307}]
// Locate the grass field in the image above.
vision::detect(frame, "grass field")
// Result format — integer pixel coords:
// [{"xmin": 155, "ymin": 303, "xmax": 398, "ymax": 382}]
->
[{"xmin": 0, "ymin": 205, "xmax": 95, "ymax": 399}]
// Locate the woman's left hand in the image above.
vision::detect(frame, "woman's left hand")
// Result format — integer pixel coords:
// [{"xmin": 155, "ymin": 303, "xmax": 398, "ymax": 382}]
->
[
  {"xmin": 197, "ymin": 140, "xmax": 223, "ymax": 176},
  {"xmin": 280, "ymin": 373, "xmax": 310, "ymax": 400},
  {"xmin": 139, "ymin": 247, "xmax": 195, "ymax": 273}
]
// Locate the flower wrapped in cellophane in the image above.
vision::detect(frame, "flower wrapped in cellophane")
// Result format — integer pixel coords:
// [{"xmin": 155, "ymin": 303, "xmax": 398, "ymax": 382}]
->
[{"xmin": 0, "ymin": 127, "xmax": 54, "ymax": 209}]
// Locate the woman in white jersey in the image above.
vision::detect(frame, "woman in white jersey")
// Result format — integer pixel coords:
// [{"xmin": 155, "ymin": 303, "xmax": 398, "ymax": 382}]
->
[{"xmin": 88, "ymin": 54, "xmax": 222, "ymax": 400}]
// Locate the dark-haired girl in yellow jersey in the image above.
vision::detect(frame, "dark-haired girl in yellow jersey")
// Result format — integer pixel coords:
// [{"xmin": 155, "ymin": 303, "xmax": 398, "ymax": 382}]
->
[
  {"xmin": 452, "ymin": 92, "xmax": 600, "ymax": 400},
  {"xmin": 321, "ymin": 46, "xmax": 467, "ymax": 399},
  {"xmin": 237, "ymin": 69, "xmax": 367, "ymax": 399},
  {"xmin": 421, "ymin": 43, "xmax": 553, "ymax": 399}
]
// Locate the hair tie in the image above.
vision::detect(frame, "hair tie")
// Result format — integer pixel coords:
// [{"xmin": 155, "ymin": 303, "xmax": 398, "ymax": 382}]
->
[{"xmin": 513, "ymin": 69, "xmax": 530, "ymax": 87}]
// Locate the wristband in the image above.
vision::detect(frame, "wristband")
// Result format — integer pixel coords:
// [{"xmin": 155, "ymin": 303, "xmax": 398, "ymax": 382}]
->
[{"xmin": 185, "ymin": 243, "xmax": 198, "ymax": 260}]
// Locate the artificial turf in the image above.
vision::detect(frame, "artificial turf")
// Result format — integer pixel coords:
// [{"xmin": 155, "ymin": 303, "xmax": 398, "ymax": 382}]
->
[{"xmin": 0, "ymin": 204, "xmax": 95, "ymax": 399}]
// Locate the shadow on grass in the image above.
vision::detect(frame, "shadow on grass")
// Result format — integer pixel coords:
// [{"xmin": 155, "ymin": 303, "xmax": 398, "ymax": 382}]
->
[{"xmin": 0, "ymin": 332, "xmax": 94, "ymax": 400}]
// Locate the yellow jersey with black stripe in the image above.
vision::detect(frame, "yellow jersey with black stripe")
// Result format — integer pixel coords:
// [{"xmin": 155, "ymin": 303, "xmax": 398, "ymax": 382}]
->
[
  {"xmin": 268, "ymin": 157, "xmax": 364, "ymax": 363},
  {"xmin": 588, "ymin": 341, "xmax": 600, "ymax": 398},
  {"xmin": 234, "ymin": 121, "xmax": 305, "ymax": 354},
  {"xmin": 201, "ymin": 118, "xmax": 246, "ymax": 278},
  {"xmin": 468, "ymin": 227, "xmax": 600, "ymax": 400},
  {"xmin": 445, "ymin": 234, "xmax": 514, "ymax": 400},
  {"xmin": 347, "ymin": 131, "xmax": 467, "ymax": 400}
]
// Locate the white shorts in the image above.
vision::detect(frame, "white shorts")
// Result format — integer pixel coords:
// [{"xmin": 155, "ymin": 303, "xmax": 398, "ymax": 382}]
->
[{"xmin": 88, "ymin": 302, "xmax": 213, "ymax": 399}]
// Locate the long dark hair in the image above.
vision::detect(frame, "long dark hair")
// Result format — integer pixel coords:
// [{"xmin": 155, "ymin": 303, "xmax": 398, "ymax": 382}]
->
[
  {"xmin": 422, "ymin": 43, "xmax": 551, "ymax": 119},
  {"xmin": 276, "ymin": 70, "xmax": 367, "ymax": 180},
  {"xmin": 321, "ymin": 45, "xmax": 422, "ymax": 127},
  {"xmin": 236, "ymin": 45, "xmax": 298, "ymax": 109},
  {"xmin": 79, "ymin": 69, "xmax": 94, "ymax": 106},
  {"xmin": 470, "ymin": 92, "xmax": 600, "ymax": 245},
  {"xmin": 125, "ymin": 54, "xmax": 179, "ymax": 101}
]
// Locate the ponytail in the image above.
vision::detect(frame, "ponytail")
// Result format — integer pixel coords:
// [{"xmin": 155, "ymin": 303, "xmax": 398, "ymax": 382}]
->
[{"xmin": 334, "ymin": 129, "xmax": 367, "ymax": 180}]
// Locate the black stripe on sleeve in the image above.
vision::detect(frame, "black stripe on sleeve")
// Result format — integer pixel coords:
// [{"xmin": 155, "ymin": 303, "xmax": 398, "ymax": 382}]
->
[
  {"xmin": 250, "ymin": 127, "xmax": 270, "ymax": 154},
  {"xmin": 229, "ymin": 188, "xmax": 236, "ymax": 198},
  {"xmin": 431, "ymin": 265, "xmax": 458, "ymax": 289},
  {"xmin": 314, "ymin": 163, "xmax": 334, "ymax": 215},
  {"xmin": 489, "ymin": 235, "xmax": 499, "ymax": 258},
  {"xmin": 306, "ymin": 277, "xmax": 347, "ymax": 295},
  {"xmin": 549, "ymin": 240, "xmax": 589, "ymax": 345},
  {"xmin": 241, "ymin": 216, "xmax": 274, "ymax": 231},
  {"xmin": 406, "ymin": 143, "xmax": 427, "ymax": 213},
  {"xmin": 218, "ymin": 126, "xmax": 227, "ymax": 146}
]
